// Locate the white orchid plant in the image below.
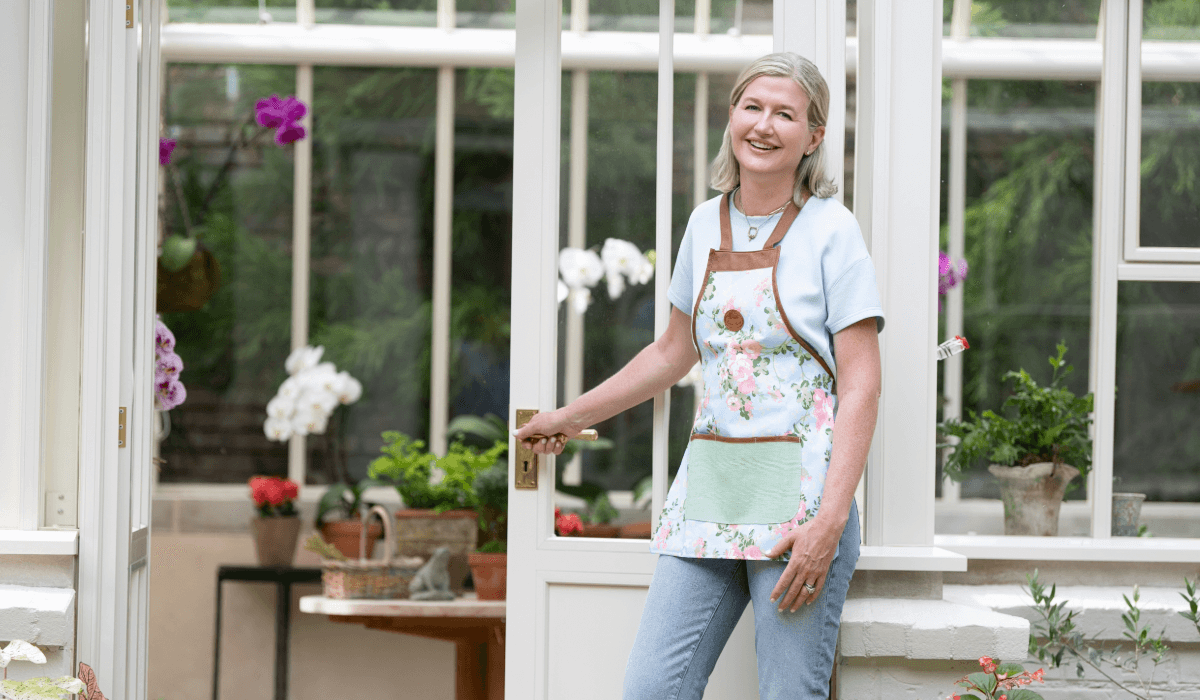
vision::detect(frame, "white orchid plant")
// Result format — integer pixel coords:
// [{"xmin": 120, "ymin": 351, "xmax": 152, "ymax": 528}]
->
[
  {"xmin": 0, "ymin": 640, "xmax": 89, "ymax": 700},
  {"xmin": 557, "ymin": 238, "xmax": 655, "ymax": 314},
  {"xmin": 263, "ymin": 345, "xmax": 364, "ymax": 443}
]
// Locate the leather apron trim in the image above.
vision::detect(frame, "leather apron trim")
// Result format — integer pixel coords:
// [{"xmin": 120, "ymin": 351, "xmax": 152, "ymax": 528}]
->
[{"xmin": 690, "ymin": 434, "xmax": 800, "ymax": 444}]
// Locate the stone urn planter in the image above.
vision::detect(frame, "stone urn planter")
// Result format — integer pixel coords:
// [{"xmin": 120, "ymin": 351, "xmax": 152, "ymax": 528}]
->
[
  {"xmin": 251, "ymin": 516, "xmax": 302, "ymax": 566},
  {"xmin": 1111, "ymin": 492, "xmax": 1147, "ymax": 536},
  {"xmin": 394, "ymin": 509, "xmax": 478, "ymax": 594},
  {"xmin": 989, "ymin": 462, "xmax": 1080, "ymax": 536},
  {"xmin": 467, "ymin": 552, "xmax": 507, "ymax": 600}
]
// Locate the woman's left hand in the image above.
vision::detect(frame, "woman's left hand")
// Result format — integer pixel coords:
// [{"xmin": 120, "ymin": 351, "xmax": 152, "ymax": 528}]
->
[{"xmin": 764, "ymin": 516, "xmax": 844, "ymax": 612}]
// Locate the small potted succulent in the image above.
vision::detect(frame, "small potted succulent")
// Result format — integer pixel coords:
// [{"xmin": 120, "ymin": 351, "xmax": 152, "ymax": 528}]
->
[
  {"xmin": 577, "ymin": 493, "xmax": 620, "ymax": 538},
  {"xmin": 939, "ymin": 344, "xmax": 1094, "ymax": 536},
  {"xmin": 468, "ymin": 460, "xmax": 509, "ymax": 600}
]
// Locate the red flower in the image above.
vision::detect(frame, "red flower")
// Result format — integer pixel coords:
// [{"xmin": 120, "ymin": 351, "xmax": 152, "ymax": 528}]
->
[
  {"xmin": 249, "ymin": 476, "xmax": 299, "ymax": 513},
  {"xmin": 979, "ymin": 656, "xmax": 997, "ymax": 674},
  {"xmin": 556, "ymin": 512, "xmax": 583, "ymax": 536}
]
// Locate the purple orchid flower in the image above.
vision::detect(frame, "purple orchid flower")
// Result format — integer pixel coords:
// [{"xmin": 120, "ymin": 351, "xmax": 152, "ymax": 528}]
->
[
  {"xmin": 159, "ymin": 138, "xmax": 177, "ymax": 165},
  {"xmin": 155, "ymin": 319, "xmax": 176, "ymax": 353},
  {"xmin": 274, "ymin": 121, "xmax": 307, "ymax": 145},
  {"xmin": 156, "ymin": 378, "xmax": 187, "ymax": 411}
]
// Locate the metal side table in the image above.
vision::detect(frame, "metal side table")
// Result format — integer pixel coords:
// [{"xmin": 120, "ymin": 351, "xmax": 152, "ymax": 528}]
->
[{"xmin": 212, "ymin": 565, "xmax": 323, "ymax": 700}]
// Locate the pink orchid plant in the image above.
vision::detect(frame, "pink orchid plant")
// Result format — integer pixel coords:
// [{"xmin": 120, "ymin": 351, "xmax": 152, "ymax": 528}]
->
[{"xmin": 154, "ymin": 317, "xmax": 187, "ymax": 411}]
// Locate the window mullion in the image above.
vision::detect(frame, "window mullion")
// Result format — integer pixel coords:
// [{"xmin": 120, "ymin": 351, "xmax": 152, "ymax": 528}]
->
[
  {"xmin": 650, "ymin": 0, "xmax": 674, "ymax": 524},
  {"xmin": 562, "ymin": 68, "xmax": 588, "ymax": 486},
  {"xmin": 288, "ymin": 63, "xmax": 313, "ymax": 486}
]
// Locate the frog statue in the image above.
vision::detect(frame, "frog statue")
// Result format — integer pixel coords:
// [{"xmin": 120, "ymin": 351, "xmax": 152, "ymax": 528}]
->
[{"xmin": 408, "ymin": 546, "xmax": 456, "ymax": 601}]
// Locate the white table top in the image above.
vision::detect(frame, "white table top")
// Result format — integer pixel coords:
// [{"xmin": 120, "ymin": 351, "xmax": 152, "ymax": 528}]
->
[{"xmin": 299, "ymin": 594, "xmax": 506, "ymax": 618}]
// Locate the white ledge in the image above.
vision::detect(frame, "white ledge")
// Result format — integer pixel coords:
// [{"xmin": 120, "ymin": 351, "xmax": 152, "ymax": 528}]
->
[
  {"xmin": 0, "ymin": 530, "xmax": 78, "ymax": 556},
  {"xmin": 935, "ymin": 534, "xmax": 1200, "ymax": 563},
  {"xmin": 857, "ymin": 546, "xmax": 968, "ymax": 572},
  {"xmin": 944, "ymin": 584, "xmax": 1200, "ymax": 643},
  {"xmin": 299, "ymin": 594, "xmax": 505, "ymax": 618},
  {"xmin": 840, "ymin": 597, "xmax": 1029, "ymax": 661},
  {"xmin": 0, "ymin": 585, "xmax": 76, "ymax": 647}
]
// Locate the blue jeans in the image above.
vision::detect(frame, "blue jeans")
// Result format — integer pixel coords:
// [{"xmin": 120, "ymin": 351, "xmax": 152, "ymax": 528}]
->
[{"xmin": 623, "ymin": 501, "xmax": 860, "ymax": 700}]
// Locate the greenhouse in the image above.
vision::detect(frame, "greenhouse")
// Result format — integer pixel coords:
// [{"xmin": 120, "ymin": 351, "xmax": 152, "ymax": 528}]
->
[{"xmin": 1, "ymin": 0, "xmax": 1198, "ymax": 698}]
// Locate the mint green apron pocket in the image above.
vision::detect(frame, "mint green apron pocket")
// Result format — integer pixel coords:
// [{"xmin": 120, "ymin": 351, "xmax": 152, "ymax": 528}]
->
[{"xmin": 684, "ymin": 437, "xmax": 804, "ymax": 524}]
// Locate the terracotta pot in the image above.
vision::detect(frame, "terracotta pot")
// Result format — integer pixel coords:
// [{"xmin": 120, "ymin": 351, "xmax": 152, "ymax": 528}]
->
[
  {"xmin": 251, "ymin": 516, "xmax": 301, "ymax": 567},
  {"xmin": 467, "ymin": 552, "xmax": 507, "ymax": 600},
  {"xmin": 618, "ymin": 521, "xmax": 653, "ymax": 539},
  {"xmin": 1111, "ymin": 492, "xmax": 1147, "ymax": 537},
  {"xmin": 319, "ymin": 520, "xmax": 384, "ymax": 559},
  {"xmin": 579, "ymin": 523, "xmax": 620, "ymax": 539},
  {"xmin": 394, "ymin": 509, "xmax": 479, "ymax": 594},
  {"xmin": 989, "ymin": 462, "xmax": 1081, "ymax": 536}
]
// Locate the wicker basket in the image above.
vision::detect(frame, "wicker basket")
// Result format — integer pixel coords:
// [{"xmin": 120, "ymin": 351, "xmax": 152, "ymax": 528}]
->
[{"xmin": 321, "ymin": 505, "xmax": 424, "ymax": 600}]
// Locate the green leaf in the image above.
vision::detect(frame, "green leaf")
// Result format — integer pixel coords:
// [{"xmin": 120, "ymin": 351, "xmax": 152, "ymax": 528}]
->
[
  {"xmin": 159, "ymin": 234, "xmax": 198, "ymax": 273},
  {"xmin": 1, "ymin": 676, "xmax": 84, "ymax": 700},
  {"xmin": 966, "ymin": 673, "xmax": 997, "ymax": 695},
  {"xmin": 996, "ymin": 662, "xmax": 1026, "ymax": 678},
  {"xmin": 1006, "ymin": 689, "xmax": 1046, "ymax": 700}
]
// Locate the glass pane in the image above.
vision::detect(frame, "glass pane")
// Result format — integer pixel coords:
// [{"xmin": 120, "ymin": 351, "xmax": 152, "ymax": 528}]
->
[
  {"xmin": 167, "ymin": 0, "xmax": 297, "ymax": 23},
  {"xmin": 315, "ymin": 0, "xmax": 437, "ymax": 26},
  {"xmin": 936, "ymin": 80, "xmax": 1097, "ymax": 532},
  {"xmin": 942, "ymin": 0, "xmax": 1101, "ymax": 39},
  {"xmin": 1144, "ymin": 0, "xmax": 1200, "ymax": 41},
  {"xmin": 307, "ymin": 67, "xmax": 438, "ymax": 485},
  {"xmin": 458, "ymin": 0, "xmax": 515, "ymax": 28},
  {"xmin": 1115, "ymin": 282, "xmax": 1200, "ymax": 537},
  {"xmin": 711, "ymin": 0, "xmax": 771, "ymax": 36},
  {"xmin": 1139, "ymin": 82, "xmax": 1200, "ymax": 249},
  {"xmin": 449, "ymin": 67, "xmax": 514, "ymax": 443},
  {"xmin": 157, "ymin": 64, "xmax": 296, "ymax": 483}
]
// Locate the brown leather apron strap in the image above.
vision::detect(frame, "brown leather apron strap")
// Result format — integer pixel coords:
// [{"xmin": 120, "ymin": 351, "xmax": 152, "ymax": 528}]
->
[
  {"xmin": 719, "ymin": 192, "xmax": 734, "ymax": 251},
  {"xmin": 762, "ymin": 199, "xmax": 801, "ymax": 248}
]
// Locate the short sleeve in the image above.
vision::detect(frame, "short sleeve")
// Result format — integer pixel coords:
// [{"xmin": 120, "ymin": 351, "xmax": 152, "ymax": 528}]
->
[
  {"xmin": 825, "ymin": 257, "xmax": 885, "ymax": 335},
  {"xmin": 667, "ymin": 223, "xmax": 695, "ymax": 314}
]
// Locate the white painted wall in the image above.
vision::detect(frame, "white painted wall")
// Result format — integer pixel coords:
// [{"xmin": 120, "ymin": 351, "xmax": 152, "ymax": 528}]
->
[{"xmin": 0, "ymin": 1, "xmax": 31, "ymax": 529}]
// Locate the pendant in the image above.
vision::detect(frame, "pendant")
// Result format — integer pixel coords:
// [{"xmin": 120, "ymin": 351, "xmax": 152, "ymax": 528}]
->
[{"xmin": 748, "ymin": 226, "xmax": 759, "ymax": 240}]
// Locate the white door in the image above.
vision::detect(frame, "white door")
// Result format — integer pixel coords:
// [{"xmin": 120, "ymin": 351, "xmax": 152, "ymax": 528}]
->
[
  {"xmin": 505, "ymin": 2, "xmax": 847, "ymax": 698},
  {"xmin": 75, "ymin": 2, "xmax": 162, "ymax": 699}
]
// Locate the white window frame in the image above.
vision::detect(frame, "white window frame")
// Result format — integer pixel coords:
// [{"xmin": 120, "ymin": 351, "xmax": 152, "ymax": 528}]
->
[{"xmin": 156, "ymin": 0, "xmax": 1200, "ymax": 562}]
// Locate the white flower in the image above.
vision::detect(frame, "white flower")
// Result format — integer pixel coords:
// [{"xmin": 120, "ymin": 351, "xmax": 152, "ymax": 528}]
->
[
  {"xmin": 335, "ymin": 371, "xmax": 363, "ymax": 404},
  {"xmin": 264, "ymin": 417, "xmax": 294, "ymax": 442},
  {"xmin": 632, "ymin": 255, "xmax": 654, "ymax": 284},
  {"xmin": 276, "ymin": 376, "xmax": 302, "ymax": 401},
  {"xmin": 557, "ymin": 279, "xmax": 569, "ymax": 304},
  {"xmin": 569, "ymin": 287, "xmax": 592, "ymax": 314},
  {"xmin": 558, "ymin": 248, "xmax": 604, "ymax": 290},
  {"xmin": 600, "ymin": 239, "xmax": 654, "ymax": 298},
  {"xmin": 300, "ymin": 362, "xmax": 339, "ymax": 391},
  {"xmin": 290, "ymin": 407, "xmax": 328, "ymax": 437},
  {"xmin": 606, "ymin": 272, "xmax": 626, "ymax": 300},
  {"xmin": 0, "ymin": 640, "xmax": 46, "ymax": 668},
  {"xmin": 285, "ymin": 345, "xmax": 324, "ymax": 375},
  {"xmin": 297, "ymin": 388, "xmax": 339, "ymax": 417},
  {"xmin": 266, "ymin": 396, "xmax": 294, "ymax": 420}
]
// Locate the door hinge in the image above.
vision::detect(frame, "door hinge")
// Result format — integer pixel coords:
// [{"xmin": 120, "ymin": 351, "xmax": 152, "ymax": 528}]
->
[
  {"xmin": 126, "ymin": 3, "xmax": 134, "ymax": 28},
  {"xmin": 118, "ymin": 406, "xmax": 128, "ymax": 448}
]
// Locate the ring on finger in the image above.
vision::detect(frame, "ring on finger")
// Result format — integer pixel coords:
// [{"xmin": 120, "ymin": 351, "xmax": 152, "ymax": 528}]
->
[{"xmin": 803, "ymin": 582, "xmax": 817, "ymax": 594}]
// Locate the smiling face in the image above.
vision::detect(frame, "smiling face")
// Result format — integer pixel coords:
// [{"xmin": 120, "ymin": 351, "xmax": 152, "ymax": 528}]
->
[{"xmin": 728, "ymin": 75, "xmax": 825, "ymax": 189}]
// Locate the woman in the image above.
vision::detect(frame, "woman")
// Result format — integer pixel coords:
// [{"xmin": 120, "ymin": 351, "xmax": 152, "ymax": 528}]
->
[{"xmin": 516, "ymin": 52, "xmax": 883, "ymax": 699}]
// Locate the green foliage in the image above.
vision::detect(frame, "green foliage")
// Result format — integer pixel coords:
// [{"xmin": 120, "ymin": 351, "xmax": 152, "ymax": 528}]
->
[
  {"xmin": 1027, "ymin": 570, "xmax": 1171, "ymax": 699},
  {"xmin": 940, "ymin": 344, "xmax": 1094, "ymax": 481},
  {"xmin": 367, "ymin": 431, "xmax": 505, "ymax": 512},
  {"xmin": 949, "ymin": 658, "xmax": 1044, "ymax": 700},
  {"xmin": 581, "ymin": 493, "xmax": 620, "ymax": 525},
  {"xmin": 1180, "ymin": 577, "xmax": 1200, "ymax": 636},
  {"xmin": 315, "ymin": 477, "xmax": 389, "ymax": 525},
  {"xmin": 472, "ymin": 461, "xmax": 509, "ymax": 549}
]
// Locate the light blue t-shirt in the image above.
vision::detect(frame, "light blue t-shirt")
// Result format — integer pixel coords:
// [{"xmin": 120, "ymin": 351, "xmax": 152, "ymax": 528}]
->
[{"xmin": 668, "ymin": 194, "xmax": 884, "ymax": 376}]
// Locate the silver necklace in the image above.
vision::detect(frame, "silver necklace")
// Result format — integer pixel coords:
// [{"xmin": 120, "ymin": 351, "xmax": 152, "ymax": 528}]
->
[{"xmin": 735, "ymin": 188, "xmax": 789, "ymax": 240}]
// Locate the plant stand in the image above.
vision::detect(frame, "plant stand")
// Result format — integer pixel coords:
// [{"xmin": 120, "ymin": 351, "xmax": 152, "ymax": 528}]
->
[{"xmin": 988, "ymin": 462, "xmax": 1080, "ymax": 536}]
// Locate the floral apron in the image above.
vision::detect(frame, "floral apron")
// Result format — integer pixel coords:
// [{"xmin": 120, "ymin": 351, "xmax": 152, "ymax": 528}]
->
[{"xmin": 650, "ymin": 193, "xmax": 837, "ymax": 560}]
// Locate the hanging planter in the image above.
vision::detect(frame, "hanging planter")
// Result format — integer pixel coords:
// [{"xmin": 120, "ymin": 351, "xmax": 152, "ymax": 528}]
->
[{"xmin": 156, "ymin": 244, "xmax": 222, "ymax": 313}]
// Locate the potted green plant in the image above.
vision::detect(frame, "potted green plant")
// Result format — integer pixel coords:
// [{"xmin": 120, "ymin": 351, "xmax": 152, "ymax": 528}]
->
[
  {"xmin": 578, "ymin": 493, "xmax": 620, "ymax": 538},
  {"xmin": 939, "ymin": 343, "xmax": 1094, "ymax": 536},
  {"xmin": 367, "ymin": 431, "xmax": 505, "ymax": 593},
  {"xmin": 468, "ymin": 460, "xmax": 509, "ymax": 600},
  {"xmin": 315, "ymin": 476, "xmax": 388, "ymax": 559}
]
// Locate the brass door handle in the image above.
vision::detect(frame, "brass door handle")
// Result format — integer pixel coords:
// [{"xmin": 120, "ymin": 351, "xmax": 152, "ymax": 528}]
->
[
  {"xmin": 521, "ymin": 429, "xmax": 599, "ymax": 442},
  {"xmin": 513, "ymin": 411, "xmax": 600, "ymax": 490}
]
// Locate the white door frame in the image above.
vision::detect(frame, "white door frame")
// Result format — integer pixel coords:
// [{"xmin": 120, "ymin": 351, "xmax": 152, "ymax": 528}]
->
[{"xmin": 76, "ymin": 0, "xmax": 160, "ymax": 698}]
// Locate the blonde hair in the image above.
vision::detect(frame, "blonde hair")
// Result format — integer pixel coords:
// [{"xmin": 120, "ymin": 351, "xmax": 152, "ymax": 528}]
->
[{"xmin": 710, "ymin": 52, "xmax": 837, "ymax": 204}]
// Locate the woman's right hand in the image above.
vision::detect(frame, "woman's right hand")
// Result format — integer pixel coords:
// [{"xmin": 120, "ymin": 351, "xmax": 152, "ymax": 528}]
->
[{"xmin": 514, "ymin": 409, "xmax": 584, "ymax": 456}]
